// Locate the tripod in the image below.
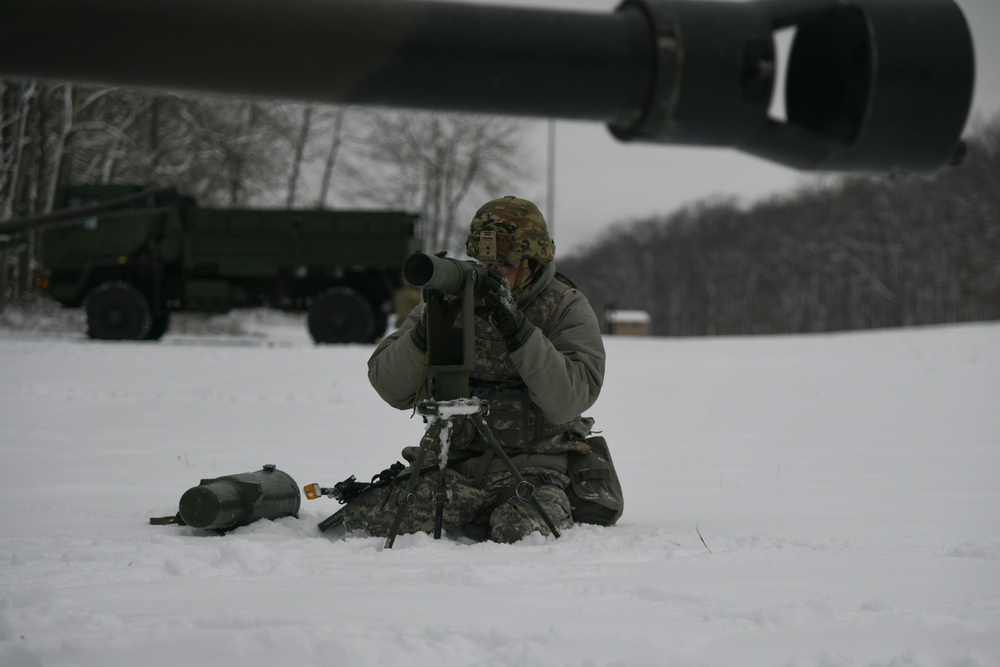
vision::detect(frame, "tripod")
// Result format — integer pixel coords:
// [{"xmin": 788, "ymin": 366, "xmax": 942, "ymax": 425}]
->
[{"xmin": 384, "ymin": 396, "xmax": 561, "ymax": 548}]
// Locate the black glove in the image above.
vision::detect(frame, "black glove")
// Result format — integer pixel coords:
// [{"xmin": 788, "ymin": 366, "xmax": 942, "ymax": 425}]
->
[{"xmin": 484, "ymin": 267, "xmax": 533, "ymax": 351}]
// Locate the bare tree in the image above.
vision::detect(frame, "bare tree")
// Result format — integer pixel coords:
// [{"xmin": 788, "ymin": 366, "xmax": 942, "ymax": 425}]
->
[
  {"xmin": 315, "ymin": 106, "xmax": 348, "ymax": 210},
  {"xmin": 281, "ymin": 103, "xmax": 353, "ymax": 210},
  {"xmin": 285, "ymin": 104, "xmax": 315, "ymax": 208},
  {"xmin": 1, "ymin": 80, "xmax": 40, "ymax": 220},
  {"xmin": 0, "ymin": 80, "xmax": 309, "ymax": 305},
  {"xmin": 345, "ymin": 111, "xmax": 530, "ymax": 252},
  {"xmin": 1, "ymin": 81, "xmax": 81, "ymax": 298}
]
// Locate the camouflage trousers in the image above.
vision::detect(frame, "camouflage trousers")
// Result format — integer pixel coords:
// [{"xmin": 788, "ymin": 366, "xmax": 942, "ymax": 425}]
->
[{"xmin": 341, "ymin": 465, "xmax": 573, "ymax": 544}]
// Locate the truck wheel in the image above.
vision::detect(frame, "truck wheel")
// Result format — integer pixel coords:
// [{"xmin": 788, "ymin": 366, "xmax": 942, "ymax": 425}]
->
[
  {"xmin": 146, "ymin": 312, "xmax": 171, "ymax": 341},
  {"xmin": 308, "ymin": 287, "xmax": 374, "ymax": 344},
  {"xmin": 371, "ymin": 310, "xmax": 389, "ymax": 343},
  {"xmin": 84, "ymin": 281, "xmax": 153, "ymax": 340}
]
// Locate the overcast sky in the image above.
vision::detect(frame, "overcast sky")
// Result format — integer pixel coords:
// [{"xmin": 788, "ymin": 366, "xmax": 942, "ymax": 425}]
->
[{"xmin": 464, "ymin": 0, "xmax": 1000, "ymax": 255}]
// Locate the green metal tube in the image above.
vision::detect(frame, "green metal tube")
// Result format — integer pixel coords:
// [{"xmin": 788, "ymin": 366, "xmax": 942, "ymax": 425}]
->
[
  {"xmin": 403, "ymin": 252, "xmax": 485, "ymax": 297},
  {"xmin": 178, "ymin": 465, "xmax": 300, "ymax": 531}
]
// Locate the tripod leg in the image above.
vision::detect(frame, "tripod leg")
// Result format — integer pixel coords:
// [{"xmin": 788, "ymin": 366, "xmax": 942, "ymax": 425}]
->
[
  {"xmin": 385, "ymin": 419, "xmax": 443, "ymax": 549},
  {"xmin": 433, "ymin": 470, "xmax": 447, "ymax": 539},
  {"xmin": 472, "ymin": 415, "xmax": 561, "ymax": 539}
]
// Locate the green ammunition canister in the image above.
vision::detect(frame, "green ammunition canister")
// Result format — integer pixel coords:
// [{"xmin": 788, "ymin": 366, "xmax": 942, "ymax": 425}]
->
[{"xmin": 178, "ymin": 464, "xmax": 300, "ymax": 530}]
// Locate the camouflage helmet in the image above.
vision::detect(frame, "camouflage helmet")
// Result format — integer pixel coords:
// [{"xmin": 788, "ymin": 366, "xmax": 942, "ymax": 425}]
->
[{"xmin": 466, "ymin": 196, "xmax": 555, "ymax": 265}]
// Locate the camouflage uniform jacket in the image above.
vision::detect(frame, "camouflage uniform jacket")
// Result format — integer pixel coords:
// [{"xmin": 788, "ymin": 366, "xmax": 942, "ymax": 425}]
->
[{"xmin": 368, "ymin": 261, "xmax": 605, "ymax": 458}]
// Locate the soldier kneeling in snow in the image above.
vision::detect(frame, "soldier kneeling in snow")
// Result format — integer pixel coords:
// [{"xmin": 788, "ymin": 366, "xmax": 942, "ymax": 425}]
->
[{"xmin": 343, "ymin": 196, "xmax": 610, "ymax": 543}]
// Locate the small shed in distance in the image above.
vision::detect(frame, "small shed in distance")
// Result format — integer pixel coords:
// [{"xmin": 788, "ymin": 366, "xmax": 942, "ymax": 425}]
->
[{"xmin": 604, "ymin": 309, "xmax": 651, "ymax": 336}]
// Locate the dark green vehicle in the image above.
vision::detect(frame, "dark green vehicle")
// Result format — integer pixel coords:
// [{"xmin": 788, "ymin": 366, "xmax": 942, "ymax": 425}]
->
[{"xmin": 0, "ymin": 184, "xmax": 419, "ymax": 343}]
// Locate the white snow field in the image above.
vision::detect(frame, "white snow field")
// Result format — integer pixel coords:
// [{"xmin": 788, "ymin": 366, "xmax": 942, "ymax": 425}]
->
[{"xmin": 1, "ymin": 311, "xmax": 998, "ymax": 667}]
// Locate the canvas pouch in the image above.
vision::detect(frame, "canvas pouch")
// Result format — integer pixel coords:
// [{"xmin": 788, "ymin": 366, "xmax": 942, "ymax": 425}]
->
[{"xmin": 565, "ymin": 435, "xmax": 624, "ymax": 526}]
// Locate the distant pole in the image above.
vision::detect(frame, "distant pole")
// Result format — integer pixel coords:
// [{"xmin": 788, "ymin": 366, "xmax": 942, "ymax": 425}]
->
[
  {"xmin": 546, "ymin": 118, "xmax": 555, "ymax": 236},
  {"xmin": 0, "ymin": 244, "xmax": 8, "ymax": 312}
]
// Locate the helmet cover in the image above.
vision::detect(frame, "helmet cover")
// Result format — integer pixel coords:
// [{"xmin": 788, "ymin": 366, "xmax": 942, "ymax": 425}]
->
[{"xmin": 466, "ymin": 196, "xmax": 555, "ymax": 265}]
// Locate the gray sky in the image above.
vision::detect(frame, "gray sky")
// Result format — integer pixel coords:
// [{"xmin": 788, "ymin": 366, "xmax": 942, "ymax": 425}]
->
[{"xmin": 467, "ymin": 0, "xmax": 1000, "ymax": 255}]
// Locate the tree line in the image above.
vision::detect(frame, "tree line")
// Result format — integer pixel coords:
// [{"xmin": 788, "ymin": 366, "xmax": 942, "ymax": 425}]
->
[{"xmin": 562, "ymin": 114, "xmax": 1000, "ymax": 336}]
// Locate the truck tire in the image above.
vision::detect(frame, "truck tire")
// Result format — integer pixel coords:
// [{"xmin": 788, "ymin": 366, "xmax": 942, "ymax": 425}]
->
[
  {"xmin": 371, "ymin": 309, "xmax": 389, "ymax": 342},
  {"xmin": 84, "ymin": 281, "xmax": 153, "ymax": 340},
  {"xmin": 308, "ymin": 287, "xmax": 374, "ymax": 344},
  {"xmin": 146, "ymin": 312, "xmax": 171, "ymax": 341}
]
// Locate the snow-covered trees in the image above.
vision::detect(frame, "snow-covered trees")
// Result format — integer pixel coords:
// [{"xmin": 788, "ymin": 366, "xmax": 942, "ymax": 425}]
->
[
  {"xmin": 562, "ymin": 114, "xmax": 1000, "ymax": 335},
  {"xmin": 0, "ymin": 81, "xmax": 530, "ymax": 229},
  {"xmin": 0, "ymin": 81, "xmax": 532, "ymax": 306}
]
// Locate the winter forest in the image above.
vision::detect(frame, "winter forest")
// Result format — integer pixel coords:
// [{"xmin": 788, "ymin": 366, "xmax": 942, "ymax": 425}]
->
[
  {"xmin": 0, "ymin": 81, "xmax": 526, "ymax": 252},
  {"xmin": 564, "ymin": 117, "xmax": 1000, "ymax": 336},
  {"xmin": 2, "ymin": 79, "xmax": 999, "ymax": 336}
]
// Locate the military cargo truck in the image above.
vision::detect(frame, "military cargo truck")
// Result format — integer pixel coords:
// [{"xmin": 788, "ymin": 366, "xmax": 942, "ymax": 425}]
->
[{"xmin": 0, "ymin": 185, "xmax": 420, "ymax": 343}]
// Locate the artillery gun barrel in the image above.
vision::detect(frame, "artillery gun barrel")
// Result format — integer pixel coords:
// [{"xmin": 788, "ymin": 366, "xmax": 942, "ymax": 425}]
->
[
  {"xmin": 0, "ymin": 0, "xmax": 649, "ymax": 125},
  {"xmin": 0, "ymin": 187, "xmax": 178, "ymax": 237},
  {"xmin": 0, "ymin": 0, "xmax": 974, "ymax": 170}
]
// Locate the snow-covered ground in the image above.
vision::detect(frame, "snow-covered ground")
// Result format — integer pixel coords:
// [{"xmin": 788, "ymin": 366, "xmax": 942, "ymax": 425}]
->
[{"xmin": 1, "ymin": 309, "xmax": 998, "ymax": 667}]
